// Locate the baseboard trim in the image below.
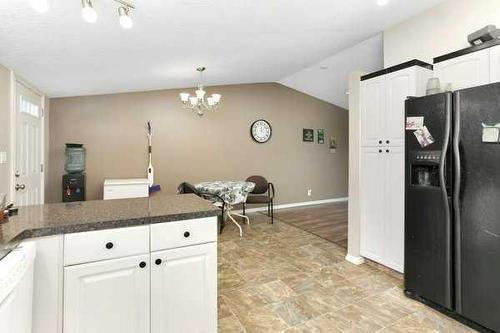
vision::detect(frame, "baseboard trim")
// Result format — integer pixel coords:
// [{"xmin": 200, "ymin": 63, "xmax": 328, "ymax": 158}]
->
[
  {"xmin": 345, "ymin": 254, "xmax": 365, "ymax": 265},
  {"xmin": 240, "ymin": 197, "xmax": 348, "ymax": 214}
]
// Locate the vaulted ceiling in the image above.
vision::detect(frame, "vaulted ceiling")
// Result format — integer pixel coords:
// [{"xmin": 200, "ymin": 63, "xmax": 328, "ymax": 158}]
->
[{"xmin": 0, "ymin": 0, "xmax": 443, "ymax": 100}]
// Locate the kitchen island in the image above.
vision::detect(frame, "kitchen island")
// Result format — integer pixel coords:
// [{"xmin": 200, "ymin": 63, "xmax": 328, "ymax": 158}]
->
[{"xmin": 0, "ymin": 194, "xmax": 220, "ymax": 333}]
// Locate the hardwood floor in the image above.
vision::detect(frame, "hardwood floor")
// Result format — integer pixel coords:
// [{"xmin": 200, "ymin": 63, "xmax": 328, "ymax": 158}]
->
[{"xmin": 270, "ymin": 201, "xmax": 348, "ymax": 248}]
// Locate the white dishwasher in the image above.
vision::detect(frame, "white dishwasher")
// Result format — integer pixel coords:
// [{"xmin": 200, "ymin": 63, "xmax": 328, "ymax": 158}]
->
[{"xmin": 0, "ymin": 242, "xmax": 36, "ymax": 333}]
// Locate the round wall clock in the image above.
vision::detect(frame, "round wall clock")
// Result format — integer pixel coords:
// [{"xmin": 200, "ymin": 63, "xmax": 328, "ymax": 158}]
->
[{"xmin": 250, "ymin": 119, "xmax": 272, "ymax": 143}]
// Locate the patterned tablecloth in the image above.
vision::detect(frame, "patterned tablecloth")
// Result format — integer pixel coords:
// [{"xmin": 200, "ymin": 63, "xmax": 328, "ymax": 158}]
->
[{"xmin": 195, "ymin": 181, "xmax": 255, "ymax": 206}]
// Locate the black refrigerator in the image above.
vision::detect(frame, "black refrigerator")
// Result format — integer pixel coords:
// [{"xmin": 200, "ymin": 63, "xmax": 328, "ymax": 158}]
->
[{"xmin": 405, "ymin": 82, "xmax": 500, "ymax": 333}]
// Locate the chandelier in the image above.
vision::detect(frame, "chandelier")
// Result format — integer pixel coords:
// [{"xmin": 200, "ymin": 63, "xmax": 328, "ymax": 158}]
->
[
  {"xmin": 179, "ymin": 67, "xmax": 222, "ymax": 116},
  {"xmin": 29, "ymin": 0, "xmax": 135, "ymax": 29}
]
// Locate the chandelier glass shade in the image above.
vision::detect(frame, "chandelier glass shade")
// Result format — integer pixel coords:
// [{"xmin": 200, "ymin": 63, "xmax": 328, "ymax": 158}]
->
[{"xmin": 180, "ymin": 67, "xmax": 221, "ymax": 116}]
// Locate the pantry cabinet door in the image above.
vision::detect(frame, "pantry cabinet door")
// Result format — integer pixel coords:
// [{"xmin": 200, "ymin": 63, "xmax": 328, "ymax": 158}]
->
[
  {"xmin": 383, "ymin": 146, "xmax": 405, "ymax": 273},
  {"xmin": 385, "ymin": 68, "xmax": 416, "ymax": 147},
  {"xmin": 63, "ymin": 254, "xmax": 150, "ymax": 333},
  {"xmin": 360, "ymin": 147, "xmax": 386, "ymax": 263},
  {"xmin": 434, "ymin": 48, "xmax": 490, "ymax": 91},
  {"xmin": 151, "ymin": 243, "xmax": 217, "ymax": 333},
  {"xmin": 490, "ymin": 45, "xmax": 500, "ymax": 84},
  {"xmin": 361, "ymin": 76, "xmax": 386, "ymax": 147}
]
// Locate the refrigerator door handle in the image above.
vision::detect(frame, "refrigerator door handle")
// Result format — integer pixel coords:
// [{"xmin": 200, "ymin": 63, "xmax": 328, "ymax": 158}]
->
[
  {"xmin": 439, "ymin": 93, "xmax": 452, "ymax": 306},
  {"xmin": 453, "ymin": 91, "xmax": 462, "ymax": 313}
]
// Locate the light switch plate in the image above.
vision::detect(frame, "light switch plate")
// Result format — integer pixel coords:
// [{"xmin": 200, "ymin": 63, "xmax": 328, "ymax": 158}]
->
[{"xmin": 0, "ymin": 152, "xmax": 7, "ymax": 164}]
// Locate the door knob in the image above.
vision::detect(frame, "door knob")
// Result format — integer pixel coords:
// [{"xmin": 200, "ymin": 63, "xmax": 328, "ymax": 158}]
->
[{"xmin": 15, "ymin": 184, "xmax": 26, "ymax": 191}]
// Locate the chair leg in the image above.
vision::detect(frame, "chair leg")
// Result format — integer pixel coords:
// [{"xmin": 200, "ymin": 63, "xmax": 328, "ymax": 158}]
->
[
  {"xmin": 242, "ymin": 203, "xmax": 246, "ymax": 215},
  {"xmin": 267, "ymin": 202, "xmax": 270, "ymax": 217},
  {"xmin": 219, "ymin": 206, "xmax": 225, "ymax": 234},
  {"xmin": 271, "ymin": 199, "xmax": 274, "ymax": 224}
]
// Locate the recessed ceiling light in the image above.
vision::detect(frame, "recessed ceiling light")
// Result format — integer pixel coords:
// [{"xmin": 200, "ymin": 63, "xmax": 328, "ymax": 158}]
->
[
  {"xmin": 377, "ymin": 0, "xmax": 389, "ymax": 6},
  {"xmin": 30, "ymin": 0, "xmax": 49, "ymax": 13}
]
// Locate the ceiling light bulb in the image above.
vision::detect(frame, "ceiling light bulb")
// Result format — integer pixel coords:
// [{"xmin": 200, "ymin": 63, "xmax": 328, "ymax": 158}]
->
[
  {"xmin": 118, "ymin": 6, "xmax": 133, "ymax": 29},
  {"xmin": 30, "ymin": 0, "xmax": 49, "ymax": 13},
  {"xmin": 195, "ymin": 89, "xmax": 205, "ymax": 99},
  {"xmin": 189, "ymin": 97, "xmax": 198, "ymax": 106},
  {"xmin": 211, "ymin": 94, "xmax": 221, "ymax": 103},
  {"xmin": 376, "ymin": 0, "xmax": 389, "ymax": 6},
  {"xmin": 81, "ymin": 0, "xmax": 97, "ymax": 23}
]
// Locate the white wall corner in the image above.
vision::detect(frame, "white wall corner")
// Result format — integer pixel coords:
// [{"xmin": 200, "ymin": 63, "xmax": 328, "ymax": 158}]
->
[
  {"xmin": 278, "ymin": 33, "xmax": 383, "ymax": 109},
  {"xmin": 345, "ymin": 254, "xmax": 365, "ymax": 266}
]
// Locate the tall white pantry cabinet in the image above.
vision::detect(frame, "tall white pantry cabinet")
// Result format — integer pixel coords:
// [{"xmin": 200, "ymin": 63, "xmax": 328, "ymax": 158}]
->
[{"xmin": 359, "ymin": 61, "xmax": 432, "ymax": 273}]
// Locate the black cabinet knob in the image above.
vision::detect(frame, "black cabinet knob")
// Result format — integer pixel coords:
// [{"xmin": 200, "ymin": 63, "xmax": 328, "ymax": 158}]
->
[
  {"xmin": 139, "ymin": 261, "xmax": 146, "ymax": 268},
  {"xmin": 155, "ymin": 259, "xmax": 162, "ymax": 265},
  {"xmin": 386, "ymin": 140, "xmax": 390, "ymax": 144},
  {"xmin": 184, "ymin": 231, "xmax": 190, "ymax": 238},
  {"xmin": 386, "ymin": 149, "xmax": 390, "ymax": 153},
  {"xmin": 379, "ymin": 149, "xmax": 382, "ymax": 153},
  {"xmin": 105, "ymin": 242, "xmax": 114, "ymax": 249},
  {"xmin": 379, "ymin": 140, "xmax": 382, "ymax": 144}
]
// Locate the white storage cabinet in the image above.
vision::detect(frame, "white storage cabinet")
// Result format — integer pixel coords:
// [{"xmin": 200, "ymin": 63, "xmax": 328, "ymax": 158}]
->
[
  {"xmin": 61, "ymin": 217, "xmax": 217, "ymax": 333},
  {"xmin": 359, "ymin": 62, "xmax": 432, "ymax": 273},
  {"xmin": 433, "ymin": 43, "xmax": 500, "ymax": 90}
]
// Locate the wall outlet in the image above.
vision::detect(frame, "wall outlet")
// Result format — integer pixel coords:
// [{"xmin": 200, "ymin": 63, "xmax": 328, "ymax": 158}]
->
[
  {"xmin": 0, "ymin": 152, "xmax": 7, "ymax": 164},
  {"xmin": 307, "ymin": 189, "xmax": 312, "ymax": 197}
]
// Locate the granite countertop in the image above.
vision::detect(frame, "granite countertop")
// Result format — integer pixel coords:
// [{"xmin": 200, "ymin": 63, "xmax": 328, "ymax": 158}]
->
[{"xmin": 0, "ymin": 194, "xmax": 220, "ymax": 247}]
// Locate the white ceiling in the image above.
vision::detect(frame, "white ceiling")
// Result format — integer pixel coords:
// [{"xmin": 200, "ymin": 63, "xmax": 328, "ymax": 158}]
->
[
  {"xmin": 280, "ymin": 34, "xmax": 383, "ymax": 109},
  {"xmin": 0, "ymin": 0, "xmax": 443, "ymax": 98}
]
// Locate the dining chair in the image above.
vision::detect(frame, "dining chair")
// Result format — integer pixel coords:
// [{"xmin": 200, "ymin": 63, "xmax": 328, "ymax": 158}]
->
[{"xmin": 242, "ymin": 175, "xmax": 275, "ymax": 223}]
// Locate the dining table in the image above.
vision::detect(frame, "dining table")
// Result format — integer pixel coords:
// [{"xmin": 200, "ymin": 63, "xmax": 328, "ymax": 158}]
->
[{"xmin": 194, "ymin": 181, "xmax": 255, "ymax": 237}]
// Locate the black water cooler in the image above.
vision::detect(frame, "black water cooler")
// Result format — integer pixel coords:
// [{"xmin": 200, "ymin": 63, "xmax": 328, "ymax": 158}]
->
[
  {"xmin": 62, "ymin": 143, "xmax": 86, "ymax": 202},
  {"xmin": 62, "ymin": 173, "xmax": 85, "ymax": 202}
]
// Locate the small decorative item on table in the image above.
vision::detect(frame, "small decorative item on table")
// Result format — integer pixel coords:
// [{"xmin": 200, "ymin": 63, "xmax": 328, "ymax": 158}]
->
[
  {"xmin": 317, "ymin": 129, "xmax": 325, "ymax": 144},
  {"xmin": 303, "ymin": 128, "xmax": 314, "ymax": 142}
]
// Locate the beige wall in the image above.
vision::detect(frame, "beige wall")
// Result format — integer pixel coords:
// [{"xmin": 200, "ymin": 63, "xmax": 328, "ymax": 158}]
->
[
  {"xmin": 384, "ymin": 0, "xmax": 500, "ymax": 66},
  {"xmin": 0, "ymin": 65, "xmax": 11, "ymax": 200},
  {"xmin": 48, "ymin": 83, "xmax": 348, "ymax": 204}
]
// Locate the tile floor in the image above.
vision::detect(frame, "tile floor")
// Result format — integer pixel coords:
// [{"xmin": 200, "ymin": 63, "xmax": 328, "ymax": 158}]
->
[{"xmin": 217, "ymin": 212, "xmax": 476, "ymax": 333}]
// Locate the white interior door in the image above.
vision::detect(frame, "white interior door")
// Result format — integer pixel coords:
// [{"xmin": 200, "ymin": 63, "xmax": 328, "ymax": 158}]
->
[{"xmin": 15, "ymin": 82, "xmax": 43, "ymax": 206}]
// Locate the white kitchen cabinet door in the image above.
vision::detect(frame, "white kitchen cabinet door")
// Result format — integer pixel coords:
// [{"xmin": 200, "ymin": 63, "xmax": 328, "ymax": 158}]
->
[
  {"xmin": 151, "ymin": 243, "xmax": 217, "ymax": 333},
  {"xmin": 361, "ymin": 76, "xmax": 385, "ymax": 147},
  {"xmin": 360, "ymin": 147, "xmax": 386, "ymax": 263},
  {"xmin": 63, "ymin": 254, "xmax": 150, "ymax": 333},
  {"xmin": 384, "ymin": 69, "xmax": 416, "ymax": 147},
  {"xmin": 490, "ymin": 45, "xmax": 500, "ymax": 83},
  {"xmin": 434, "ymin": 48, "xmax": 490, "ymax": 91},
  {"xmin": 383, "ymin": 147, "xmax": 405, "ymax": 272}
]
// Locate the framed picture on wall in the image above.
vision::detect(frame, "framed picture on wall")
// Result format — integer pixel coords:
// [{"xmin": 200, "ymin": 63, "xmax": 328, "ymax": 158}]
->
[
  {"xmin": 329, "ymin": 137, "xmax": 337, "ymax": 153},
  {"xmin": 303, "ymin": 129, "xmax": 314, "ymax": 142},
  {"xmin": 317, "ymin": 129, "xmax": 325, "ymax": 144}
]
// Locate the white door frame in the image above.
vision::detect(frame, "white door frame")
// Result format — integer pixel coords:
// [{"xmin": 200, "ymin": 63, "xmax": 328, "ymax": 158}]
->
[{"xmin": 9, "ymin": 72, "xmax": 46, "ymax": 204}]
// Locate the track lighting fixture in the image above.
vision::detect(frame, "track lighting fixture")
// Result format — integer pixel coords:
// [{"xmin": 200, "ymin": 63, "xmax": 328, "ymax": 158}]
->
[
  {"xmin": 81, "ymin": 0, "xmax": 98, "ymax": 23},
  {"xmin": 118, "ymin": 6, "xmax": 133, "ymax": 29},
  {"xmin": 29, "ymin": 0, "xmax": 135, "ymax": 29}
]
